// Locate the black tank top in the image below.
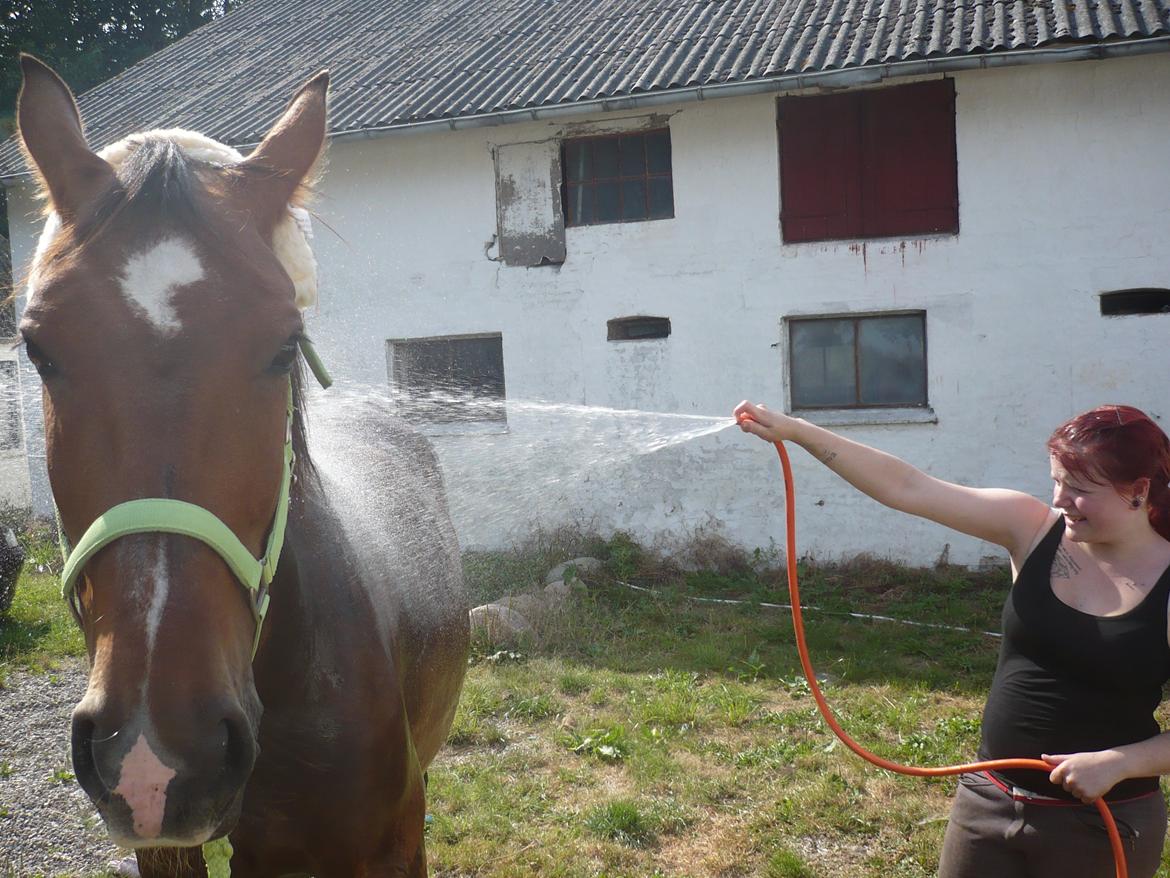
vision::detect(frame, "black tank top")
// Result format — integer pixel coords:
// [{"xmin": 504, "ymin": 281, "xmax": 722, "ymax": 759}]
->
[{"xmin": 978, "ymin": 517, "xmax": 1170, "ymax": 801}]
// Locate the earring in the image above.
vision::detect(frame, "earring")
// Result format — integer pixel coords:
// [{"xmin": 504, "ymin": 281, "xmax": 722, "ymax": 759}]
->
[{"xmin": 1133, "ymin": 497, "xmax": 1144, "ymax": 508}]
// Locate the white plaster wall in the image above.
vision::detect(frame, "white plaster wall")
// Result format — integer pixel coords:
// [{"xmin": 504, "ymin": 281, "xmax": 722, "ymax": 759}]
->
[
  {"xmin": 6, "ymin": 185, "xmax": 49, "ymax": 520},
  {"xmin": 0, "ymin": 343, "xmax": 31, "ymax": 517},
  {"xmin": 9, "ymin": 54, "xmax": 1170, "ymax": 564}
]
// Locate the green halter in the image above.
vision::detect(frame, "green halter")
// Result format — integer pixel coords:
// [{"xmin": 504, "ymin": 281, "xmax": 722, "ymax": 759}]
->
[{"xmin": 58, "ymin": 336, "xmax": 332, "ymax": 658}]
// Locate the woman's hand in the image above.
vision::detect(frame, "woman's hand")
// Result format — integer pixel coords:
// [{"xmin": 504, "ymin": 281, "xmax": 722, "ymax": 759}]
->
[
  {"xmin": 1042, "ymin": 750, "xmax": 1129, "ymax": 803},
  {"xmin": 733, "ymin": 401, "xmax": 804, "ymax": 443}
]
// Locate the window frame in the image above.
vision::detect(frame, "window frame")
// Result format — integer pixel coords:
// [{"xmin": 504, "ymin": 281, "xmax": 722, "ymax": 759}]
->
[
  {"xmin": 561, "ymin": 128, "xmax": 675, "ymax": 228},
  {"xmin": 385, "ymin": 332, "xmax": 507, "ymax": 429},
  {"xmin": 786, "ymin": 311, "xmax": 930, "ymax": 414},
  {"xmin": 778, "ymin": 79, "xmax": 958, "ymax": 244}
]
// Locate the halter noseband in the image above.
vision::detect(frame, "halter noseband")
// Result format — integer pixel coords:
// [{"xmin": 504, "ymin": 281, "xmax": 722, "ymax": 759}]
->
[{"xmin": 58, "ymin": 337, "xmax": 332, "ymax": 658}]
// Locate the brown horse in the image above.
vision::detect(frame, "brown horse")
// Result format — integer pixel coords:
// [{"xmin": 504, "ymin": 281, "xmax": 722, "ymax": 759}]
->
[{"xmin": 16, "ymin": 57, "xmax": 469, "ymax": 876}]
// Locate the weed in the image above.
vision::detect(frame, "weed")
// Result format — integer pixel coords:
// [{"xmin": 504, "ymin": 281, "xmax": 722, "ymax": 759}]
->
[
  {"xmin": 557, "ymin": 670, "xmax": 590, "ymax": 695},
  {"xmin": 603, "ymin": 532, "xmax": 643, "ymax": 580},
  {"xmin": 706, "ymin": 682, "xmax": 760, "ymax": 726},
  {"xmin": 560, "ymin": 724, "xmax": 630, "ymax": 762},
  {"xmin": 732, "ymin": 647, "xmax": 768, "ymax": 682},
  {"xmin": 901, "ymin": 714, "xmax": 982, "ymax": 764},
  {"xmin": 505, "ymin": 692, "xmax": 560, "ymax": 721},
  {"xmin": 766, "ymin": 848, "xmax": 814, "ymax": 878},
  {"xmin": 584, "ymin": 799, "xmax": 656, "ymax": 847}
]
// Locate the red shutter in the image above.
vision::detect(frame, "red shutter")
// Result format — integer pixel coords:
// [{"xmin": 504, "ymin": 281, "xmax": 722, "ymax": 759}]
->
[
  {"xmin": 861, "ymin": 79, "xmax": 958, "ymax": 238},
  {"xmin": 779, "ymin": 93, "xmax": 862, "ymax": 243}
]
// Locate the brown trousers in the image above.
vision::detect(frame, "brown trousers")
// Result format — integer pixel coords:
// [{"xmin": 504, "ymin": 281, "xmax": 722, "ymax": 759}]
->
[{"xmin": 938, "ymin": 772, "xmax": 1167, "ymax": 878}]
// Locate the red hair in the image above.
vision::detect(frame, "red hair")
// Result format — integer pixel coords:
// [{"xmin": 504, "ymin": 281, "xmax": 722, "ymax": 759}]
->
[{"xmin": 1047, "ymin": 405, "xmax": 1170, "ymax": 541}]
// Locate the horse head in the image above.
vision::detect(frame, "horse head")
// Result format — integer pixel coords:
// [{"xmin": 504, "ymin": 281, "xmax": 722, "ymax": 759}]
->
[{"xmin": 16, "ymin": 56, "xmax": 327, "ymax": 847}]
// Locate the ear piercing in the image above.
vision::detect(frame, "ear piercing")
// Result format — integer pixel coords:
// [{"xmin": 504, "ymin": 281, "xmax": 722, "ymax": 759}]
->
[{"xmin": 1132, "ymin": 497, "xmax": 1144, "ymax": 508}]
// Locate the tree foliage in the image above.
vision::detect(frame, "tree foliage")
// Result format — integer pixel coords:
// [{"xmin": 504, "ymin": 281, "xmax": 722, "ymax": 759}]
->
[
  {"xmin": 0, "ymin": 2, "xmax": 241, "ymax": 308},
  {"xmin": 0, "ymin": 2, "xmax": 243, "ymax": 135}
]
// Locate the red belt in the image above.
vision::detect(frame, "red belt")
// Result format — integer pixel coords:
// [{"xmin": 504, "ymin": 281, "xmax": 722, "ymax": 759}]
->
[{"xmin": 981, "ymin": 770, "xmax": 1158, "ymax": 807}]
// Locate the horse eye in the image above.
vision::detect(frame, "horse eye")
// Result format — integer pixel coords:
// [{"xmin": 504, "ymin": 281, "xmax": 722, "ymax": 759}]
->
[
  {"xmin": 268, "ymin": 338, "xmax": 299, "ymax": 375},
  {"xmin": 22, "ymin": 335, "xmax": 58, "ymax": 378}
]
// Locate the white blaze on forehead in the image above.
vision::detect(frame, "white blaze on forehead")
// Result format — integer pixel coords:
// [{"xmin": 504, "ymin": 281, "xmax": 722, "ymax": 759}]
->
[
  {"xmin": 118, "ymin": 237, "xmax": 205, "ymax": 334},
  {"xmin": 113, "ymin": 733, "xmax": 177, "ymax": 839}
]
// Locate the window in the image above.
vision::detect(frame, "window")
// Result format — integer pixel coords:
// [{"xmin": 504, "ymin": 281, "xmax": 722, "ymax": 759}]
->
[
  {"xmin": 0, "ymin": 360, "xmax": 20, "ymax": 451},
  {"xmin": 387, "ymin": 334, "xmax": 506, "ymax": 424},
  {"xmin": 608, "ymin": 316, "xmax": 671, "ymax": 341},
  {"xmin": 563, "ymin": 129, "xmax": 674, "ymax": 227},
  {"xmin": 789, "ymin": 313, "xmax": 927, "ymax": 410},
  {"xmin": 779, "ymin": 80, "xmax": 957, "ymax": 243},
  {"xmin": 1100, "ymin": 289, "xmax": 1170, "ymax": 316}
]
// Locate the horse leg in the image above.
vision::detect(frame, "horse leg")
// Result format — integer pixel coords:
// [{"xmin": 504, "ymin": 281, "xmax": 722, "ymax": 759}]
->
[
  {"xmin": 350, "ymin": 771, "xmax": 428, "ymax": 878},
  {"xmin": 135, "ymin": 846, "xmax": 206, "ymax": 878},
  {"xmin": 356, "ymin": 838, "xmax": 427, "ymax": 878}
]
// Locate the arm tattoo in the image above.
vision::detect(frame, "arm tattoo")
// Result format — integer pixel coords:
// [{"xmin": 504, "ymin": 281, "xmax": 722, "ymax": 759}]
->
[
  {"xmin": 820, "ymin": 450, "xmax": 838, "ymax": 465},
  {"xmin": 1051, "ymin": 545, "xmax": 1082, "ymax": 579}
]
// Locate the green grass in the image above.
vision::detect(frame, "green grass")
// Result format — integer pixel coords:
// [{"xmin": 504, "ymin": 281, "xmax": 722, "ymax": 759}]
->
[
  {"xmin": 0, "ymin": 554, "xmax": 84, "ymax": 684},
  {"xmin": 428, "ymin": 538, "xmax": 1170, "ymax": 877},
  {"xmin": 6, "ymin": 529, "xmax": 1169, "ymax": 876}
]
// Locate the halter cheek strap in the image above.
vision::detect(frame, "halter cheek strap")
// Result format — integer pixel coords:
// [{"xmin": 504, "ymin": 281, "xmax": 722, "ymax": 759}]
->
[{"xmin": 58, "ymin": 339, "xmax": 331, "ymax": 659}]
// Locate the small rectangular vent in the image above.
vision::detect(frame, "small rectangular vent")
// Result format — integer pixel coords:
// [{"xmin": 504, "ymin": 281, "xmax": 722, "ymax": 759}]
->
[
  {"xmin": 608, "ymin": 316, "xmax": 671, "ymax": 341},
  {"xmin": 1100, "ymin": 289, "xmax": 1170, "ymax": 316}
]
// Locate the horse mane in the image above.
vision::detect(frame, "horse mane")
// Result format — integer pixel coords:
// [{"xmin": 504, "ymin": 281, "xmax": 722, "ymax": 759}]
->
[{"xmin": 34, "ymin": 136, "xmax": 319, "ymax": 486}]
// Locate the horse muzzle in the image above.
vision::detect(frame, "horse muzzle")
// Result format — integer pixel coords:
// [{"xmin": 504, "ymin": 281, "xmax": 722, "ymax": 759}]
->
[{"xmin": 71, "ymin": 696, "xmax": 258, "ymax": 846}]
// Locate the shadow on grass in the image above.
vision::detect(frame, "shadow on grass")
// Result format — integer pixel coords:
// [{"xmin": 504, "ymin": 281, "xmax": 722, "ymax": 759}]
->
[
  {"xmin": 0, "ymin": 617, "xmax": 54, "ymax": 662},
  {"xmin": 464, "ymin": 525, "xmax": 1010, "ymax": 698},
  {"xmin": 500, "ymin": 567, "xmax": 1007, "ymax": 699},
  {"xmin": 0, "ymin": 568, "xmax": 85, "ymax": 673}
]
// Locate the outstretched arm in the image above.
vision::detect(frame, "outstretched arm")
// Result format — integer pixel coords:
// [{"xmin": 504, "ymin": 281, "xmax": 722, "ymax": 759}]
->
[{"xmin": 734, "ymin": 401, "xmax": 1051, "ymax": 565}]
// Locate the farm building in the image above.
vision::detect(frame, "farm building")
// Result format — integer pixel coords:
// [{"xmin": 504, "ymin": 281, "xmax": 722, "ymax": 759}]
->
[{"xmin": 2, "ymin": 0, "xmax": 1169, "ymax": 565}]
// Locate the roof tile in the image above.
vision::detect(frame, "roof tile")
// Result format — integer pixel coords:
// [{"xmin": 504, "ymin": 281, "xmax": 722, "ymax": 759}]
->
[{"xmin": 3, "ymin": 0, "xmax": 1168, "ymax": 177}]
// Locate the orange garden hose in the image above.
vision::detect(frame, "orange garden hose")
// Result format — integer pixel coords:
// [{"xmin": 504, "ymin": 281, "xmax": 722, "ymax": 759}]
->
[{"xmin": 753, "ymin": 429, "xmax": 1129, "ymax": 877}]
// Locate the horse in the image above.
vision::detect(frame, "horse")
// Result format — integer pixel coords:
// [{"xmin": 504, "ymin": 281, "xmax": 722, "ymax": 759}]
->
[{"xmin": 15, "ymin": 56, "xmax": 469, "ymax": 877}]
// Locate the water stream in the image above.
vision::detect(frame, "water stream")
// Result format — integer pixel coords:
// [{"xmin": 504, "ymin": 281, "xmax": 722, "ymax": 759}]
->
[{"xmin": 304, "ymin": 382, "xmax": 741, "ymax": 549}]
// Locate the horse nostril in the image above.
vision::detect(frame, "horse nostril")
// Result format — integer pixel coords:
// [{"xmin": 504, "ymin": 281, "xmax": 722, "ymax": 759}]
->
[
  {"xmin": 70, "ymin": 714, "xmax": 110, "ymax": 804},
  {"xmin": 221, "ymin": 712, "xmax": 257, "ymax": 785}
]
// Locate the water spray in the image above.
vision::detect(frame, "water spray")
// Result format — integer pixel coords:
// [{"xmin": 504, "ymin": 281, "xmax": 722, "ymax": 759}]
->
[{"xmin": 739, "ymin": 414, "xmax": 1129, "ymax": 878}]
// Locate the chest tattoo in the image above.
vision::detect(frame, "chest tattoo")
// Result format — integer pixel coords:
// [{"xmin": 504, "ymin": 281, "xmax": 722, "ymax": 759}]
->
[{"xmin": 1051, "ymin": 545, "xmax": 1082, "ymax": 579}]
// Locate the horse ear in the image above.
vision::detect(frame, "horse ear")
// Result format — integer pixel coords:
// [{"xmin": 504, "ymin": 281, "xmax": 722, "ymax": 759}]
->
[
  {"xmin": 237, "ymin": 71, "xmax": 329, "ymax": 227},
  {"xmin": 16, "ymin": 54, "xmax": 117, "ymax": 220}
]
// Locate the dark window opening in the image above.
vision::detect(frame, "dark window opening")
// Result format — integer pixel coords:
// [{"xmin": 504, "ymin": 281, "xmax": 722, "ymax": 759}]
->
[
  {"xmin": 0, "ymin": 361, "xmax": 21, "ymax": 451},
  {"xmin": 779, "ymin": 79, "xmax": 958, "ymax": 243},
  {"xmin": 563, "ymin": 129, "xmax": 674, "ymax": 227},
  {"xmin": 789, "ymin": 313, "xmax": 927, "ymax": 410},
  {"xmin": 388, "ymin": 334, "xmax": 506, "ymax": 424},
  {"xmin": 608, "ymin": 316, "xmax": 671, "ymax": 341},
  {"xmin": 1100, "ymin": 289, "xmax": 1170, "ymax": 316}
]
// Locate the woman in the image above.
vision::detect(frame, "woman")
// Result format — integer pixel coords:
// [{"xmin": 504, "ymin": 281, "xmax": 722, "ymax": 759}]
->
[{"xmin": 734, "ymin": 401, "xmax": 1170, "ymax": 877}]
